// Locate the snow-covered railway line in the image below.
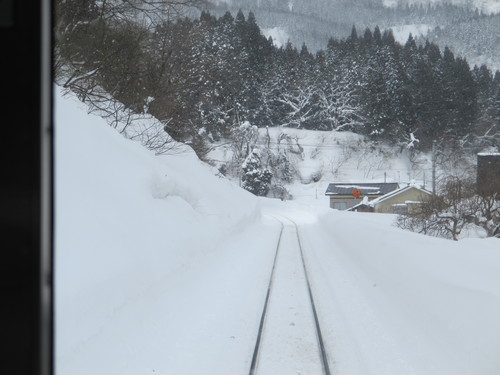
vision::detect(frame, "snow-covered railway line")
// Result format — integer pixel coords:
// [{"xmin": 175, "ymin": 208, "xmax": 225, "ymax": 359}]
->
[{"xmin": 249, "ymin": 215, "xmax": 331, "ymax": 375}]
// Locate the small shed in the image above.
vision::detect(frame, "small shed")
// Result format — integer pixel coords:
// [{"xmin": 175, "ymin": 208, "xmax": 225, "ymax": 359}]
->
[
  {"xmin": 348, "ymin": 184, "xmax": 432, "ymax": 214},
  {"xmin": 325, "ymin": 182, "xmax": 399, "ymax": 210},
  {"xmin": 477, "ymin": 153, "xmax": 500, "ymax": 196}
]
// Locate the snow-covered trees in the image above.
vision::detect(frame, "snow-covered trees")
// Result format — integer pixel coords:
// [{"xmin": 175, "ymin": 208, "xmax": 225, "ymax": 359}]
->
[
  {"xmin": 241, "ymin": 149, "xmax": 273, "ymax": 196},
  {"xmin": 229, "ymin": 121, "xmax": 259, "ymax": 165},
  {"xmin": 57, "ymin": 5, "xmax": 499, "ymax": 157},
  {"xmin": 219, "ymin": 124, "xmax": 300, "ymax": 196}
]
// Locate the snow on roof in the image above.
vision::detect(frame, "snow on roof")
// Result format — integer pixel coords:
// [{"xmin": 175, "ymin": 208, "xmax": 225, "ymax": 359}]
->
[
  {"xmin": 477, "ymin": 153, "xmax": 500, "ymax": 156},
  {"xmin": 325, "ymin": 182, "xmax": 399, "ymax": 196},
  {"xmin": 334, "ymin": 185, "xmax": 380, "ymax": 190}
]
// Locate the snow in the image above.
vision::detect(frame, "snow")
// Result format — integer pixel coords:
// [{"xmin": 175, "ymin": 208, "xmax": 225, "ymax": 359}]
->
[
  {"xmin": 254, "ymin": 220, "xmax": 324, "ymax": 375},
  {"xmin": 263, "ymin": 200, "xmax": 500, "ymax": 375},
  {"xmin": 261, "ymin": 27, "xmax": 290, "ymax": 48},
  {"xmin": 208, "ymin": 126, "xmax": 430, "ymax": 201},
  {"xmin": 55, "ymin": 86, "xmax": 500, "ymax": 375},
  {"xmin": 390, "ymin": 24, "xmax": 432, "ymax": 44},
  {"xmin": 382, "ymin": 0, "xmax": 500, "ymax": 14},
  {"xmin": 334, "ymin": 185, "xmax": 380, "ymax": 190},
  {"xmin": 55, "ymin": 86, "xmax": 268, "ymax": 375}
]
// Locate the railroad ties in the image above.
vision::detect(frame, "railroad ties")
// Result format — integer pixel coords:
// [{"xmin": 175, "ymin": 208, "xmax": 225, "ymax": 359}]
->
[{"xmin": 249, "ymin": 216, "xmax": 331, "ymax": 375}]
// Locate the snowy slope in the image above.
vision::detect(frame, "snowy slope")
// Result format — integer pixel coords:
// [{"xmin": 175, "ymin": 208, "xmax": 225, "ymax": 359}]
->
[
  {"xmin": 390, "ymin": 23, "xmax": 432, "ymax": 44},
  {"xmin": 55, "ymin": 84, "xmax": 261, "ymax": 300},
  {"xmin": 208, "ymin": 126, "xmax": 438, "ymax": 203},
  {"xmin": 54, "ymin": 86, "xmax": 273, "ymax": 375},
  {"xmin": 383, "ymin": 0, "xmax": 500, "ymax": 14},
  {"xmin": 261, "ymin": 26, "xmax": 290, "ymax": 47}
]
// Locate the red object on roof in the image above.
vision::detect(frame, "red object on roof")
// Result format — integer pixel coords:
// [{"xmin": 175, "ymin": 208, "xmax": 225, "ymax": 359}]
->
[{"xmin": 353, "ymin": 189, "xmax": 361, "ymax": 198}]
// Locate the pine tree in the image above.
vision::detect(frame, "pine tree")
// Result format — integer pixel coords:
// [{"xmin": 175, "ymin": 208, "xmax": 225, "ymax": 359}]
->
[
  {"xmin": 241, "ymin": 149, "xmax": 273, "ymax": 196},
  {"xmin": 471, "ymin": 65, "xmax": 499, "ymax": 147}
]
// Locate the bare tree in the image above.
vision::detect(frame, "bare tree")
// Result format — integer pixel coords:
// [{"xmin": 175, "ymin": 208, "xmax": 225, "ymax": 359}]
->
[
  {"xmin": 276, "ymin": 86, "xmax": 318, "ymax": 129},
  {"xmin": 472, "ymin": 194, "xmax": 500, "ymax": 238},
  {"xmin": 55, "ymin": 0, "xmax": 209, "ymax": 155},
  {"xmin": 316, "ymin": 82, "xmax": 364, "ymax": 131},
  {"xmin": 59, "ymin": 86, "xmax": 181, "ymax": 155},
  {"xmin": 55, "ymin": 0, "xmax": 208, "ymax": 33},
  {"xmin": 397, "ymin": 175, "xmax": 499, "ymax": 240}
]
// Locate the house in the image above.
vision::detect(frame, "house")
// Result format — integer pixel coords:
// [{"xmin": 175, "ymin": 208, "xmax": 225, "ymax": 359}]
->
[
  {"xmin": 348, "ymin": 184, "xmax": 433, "ymax": 214},
  {"xmin": 325, "ymin": 182, "xmax": 400, "ymax": 210}
]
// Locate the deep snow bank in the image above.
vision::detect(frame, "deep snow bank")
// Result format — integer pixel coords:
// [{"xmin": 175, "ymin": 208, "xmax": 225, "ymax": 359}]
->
[
  {"xmin": 54, "ymin": 86, "xmax": 260, "ymax": 372},
  {"xmin": 315, "ymin": 209, "xmax": 500, "ymax": 375}
]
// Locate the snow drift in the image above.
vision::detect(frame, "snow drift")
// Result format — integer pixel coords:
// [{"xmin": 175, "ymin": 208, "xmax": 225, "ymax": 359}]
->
[{"xmin": 54, "ymin": 86, "xmax": 263, "ymax": 374}]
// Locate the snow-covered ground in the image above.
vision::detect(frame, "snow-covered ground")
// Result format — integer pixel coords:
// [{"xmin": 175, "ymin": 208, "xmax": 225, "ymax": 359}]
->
[
  {"xmin": 261, "ymin": 27, "xmax": 290, "ymax": 48},
  {"xmin": 390, "ymin": 24, "xmax": 432, "ymax": 44},
  {"xmin": 55, "ymin": 86, "xmax": 269, "ymax": 374},
  {"xmin": 208, "ymin": 125, "xmax": 436, "ymax": 203},
  {"xmin": 265, "ymin": 199, "xmax": 500, "ymax": 375},
  {"xmin": 55, "ymin": 86, "xmax": 500, "ymax": 375}
]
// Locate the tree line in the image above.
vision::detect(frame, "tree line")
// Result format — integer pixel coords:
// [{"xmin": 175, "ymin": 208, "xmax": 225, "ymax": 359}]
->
[{"xmin": 56, "ymin": 5, "xmax": 500, "ymax": 159}]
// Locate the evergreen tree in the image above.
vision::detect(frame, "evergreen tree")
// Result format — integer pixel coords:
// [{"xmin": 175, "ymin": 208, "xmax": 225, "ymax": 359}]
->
[
  {"xmin": 57, "ymin": 7, "xmax": 498, "ymax": 157},
  {"xmin": 241, "ymin": 149, "xmax": 273, "ymax": 196},
  {"xmin": 472, "ymin": 65, "xmax": 500, "ymax": 147}
]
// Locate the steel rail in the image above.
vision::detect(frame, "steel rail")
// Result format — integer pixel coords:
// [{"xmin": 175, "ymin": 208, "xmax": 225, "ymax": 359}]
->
[
  {"xmin": 249, "ymin": 215, "xmax": 331, "ymax": 375},
  {"xmin": 248, "ymin": 220, "xmax": 284, "ymax": 375},
  {"xmin": 284, "ymin": 216, "xmax": 332, "ymax": 375}
]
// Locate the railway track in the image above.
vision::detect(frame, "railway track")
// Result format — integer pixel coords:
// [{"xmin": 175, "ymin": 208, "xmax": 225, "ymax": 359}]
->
[{"xmin": 248, "ymin": 215, "xmax": 331, "ymax": 375}]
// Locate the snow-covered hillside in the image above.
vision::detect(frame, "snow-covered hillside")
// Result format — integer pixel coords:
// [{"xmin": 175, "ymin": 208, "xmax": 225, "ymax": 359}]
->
[
  {"xmin": 261, "ymin": 26, "xmax": 290, "ymax": 47},
  {"xmin": 390, "ymin": 23, "xmax": 432, "ymax": 44},
  {"xmin": 206, "ymin": 1, "xmax": 498, "ymax": 78},
  {"xmin": 55, "ymin": 85, "xmax": 500, "ymax": 375},
  {"xmin": 383, "ymin": 0, "xmax": 500, "ymax": 14},
  {"xmin": 208, "ymin": 126, "xmax": 444, "ymax": 202}
]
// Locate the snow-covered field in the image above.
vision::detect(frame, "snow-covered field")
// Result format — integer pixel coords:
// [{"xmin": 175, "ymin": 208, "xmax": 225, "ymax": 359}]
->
[{"xmin": 55, "ymin": 86, "xmax": 500, "ymax": 375}]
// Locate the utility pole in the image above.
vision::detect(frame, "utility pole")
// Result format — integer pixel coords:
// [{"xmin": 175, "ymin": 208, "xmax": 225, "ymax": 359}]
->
[{"xmin": 432, "ymin": 140, "xmax": 437, "ymax": 195}]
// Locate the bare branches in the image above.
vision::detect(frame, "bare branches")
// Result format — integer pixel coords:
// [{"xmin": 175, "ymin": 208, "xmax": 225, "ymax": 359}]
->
[
  {"xmin": 276, "ymin": 86, "xmax": 317, "ymax": 129},
  {"xmin": 316, "ymin": 82, "xmax": 364, "ymax": 131},
  {"xmin": 397, "ymin": 175, "xmax": 500, "ymax": 240},
  {"xmin": 87, "ymin": 0, "xmax": 209, "ymax": 27}
]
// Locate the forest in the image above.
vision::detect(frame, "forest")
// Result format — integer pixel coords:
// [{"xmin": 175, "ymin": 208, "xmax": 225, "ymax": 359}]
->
[{"xmin": 56, "ymin": 1, "xmax": 500, "ymax": 159}]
